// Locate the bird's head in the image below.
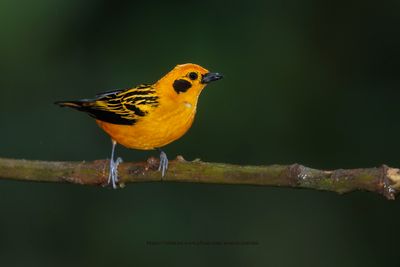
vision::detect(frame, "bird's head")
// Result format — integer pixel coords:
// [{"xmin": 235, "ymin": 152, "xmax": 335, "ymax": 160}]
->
[{"xmin": 156, "ymin": 63, "xmax": 223, "ymax": 104}]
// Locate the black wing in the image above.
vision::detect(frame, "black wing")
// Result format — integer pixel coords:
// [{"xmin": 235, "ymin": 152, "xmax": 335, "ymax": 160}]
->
[{"xmin": 55, "ymin": 84, "xmax": 159, "ymax": 125}]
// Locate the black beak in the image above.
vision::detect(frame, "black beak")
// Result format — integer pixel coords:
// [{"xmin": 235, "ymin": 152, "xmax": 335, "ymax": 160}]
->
[{"xmin": 201, "ymin": 72, "xmax": 223, "ymax": 84}]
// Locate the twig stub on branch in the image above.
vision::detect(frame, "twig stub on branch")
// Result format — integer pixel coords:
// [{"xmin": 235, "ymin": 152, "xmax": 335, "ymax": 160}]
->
[{"xmin": 0, "ymin": 157, "xmax": 399, "ymax": 200}]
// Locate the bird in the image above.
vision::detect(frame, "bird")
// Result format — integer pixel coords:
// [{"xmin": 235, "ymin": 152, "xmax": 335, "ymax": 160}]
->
[{"xmin": 55, "ymin": 63, "xmax": 223, "ymax": 188}]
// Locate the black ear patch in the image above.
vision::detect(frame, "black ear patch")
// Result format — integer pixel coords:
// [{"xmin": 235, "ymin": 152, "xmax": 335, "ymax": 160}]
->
[{"xmin": 173, "ymin": 79, "xmax": 192, "ymax": 94}]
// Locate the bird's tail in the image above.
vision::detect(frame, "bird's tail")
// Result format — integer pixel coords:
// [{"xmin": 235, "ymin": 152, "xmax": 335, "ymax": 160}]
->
[{"xmin": 54, "ymin": 100, "xmax": 91, "ymax": 110}]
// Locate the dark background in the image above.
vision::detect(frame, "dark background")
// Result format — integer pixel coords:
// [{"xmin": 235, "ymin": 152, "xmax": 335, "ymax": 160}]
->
[{"xmin": 1, "ymin": 0, "xmax": 399, "ymax": 266}]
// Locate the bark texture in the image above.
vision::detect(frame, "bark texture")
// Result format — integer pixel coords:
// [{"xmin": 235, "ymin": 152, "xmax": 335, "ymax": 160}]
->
[{"xmin": 1, "ymin": 157, "xmax": 399, "ymax": 200}]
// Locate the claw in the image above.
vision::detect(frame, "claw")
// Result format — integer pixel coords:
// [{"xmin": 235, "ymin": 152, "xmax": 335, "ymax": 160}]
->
[
  {"xmin": 108, "ymin": 157, "xmax": 123, "ymax": 189},
  {"xmin": 107, "ymin": 140, "xmax": 122, "ymax": 189},
  {"xmin": 158, "ymin": 150, "xmax": 169, "ymax": 177}
]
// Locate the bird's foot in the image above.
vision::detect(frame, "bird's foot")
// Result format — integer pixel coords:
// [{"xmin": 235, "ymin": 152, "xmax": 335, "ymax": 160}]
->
[
  {"xmin": 158, "ymin": 150, "xmax": 168, "ymax": 177},
  {"xmin": 108, "ymin": 157, "xmax": 123, "ymax": 189}
]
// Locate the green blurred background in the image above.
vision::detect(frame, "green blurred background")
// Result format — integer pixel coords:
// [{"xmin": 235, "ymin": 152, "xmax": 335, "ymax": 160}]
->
[{"xmin": 1, "ymin": 0, "xmax": 399, "ymax": 266}]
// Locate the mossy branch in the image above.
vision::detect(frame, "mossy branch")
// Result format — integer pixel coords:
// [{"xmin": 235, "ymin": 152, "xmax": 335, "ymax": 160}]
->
[{"xmin": 0, "ymin": 156, "xmax": 399, "ymax": 200}]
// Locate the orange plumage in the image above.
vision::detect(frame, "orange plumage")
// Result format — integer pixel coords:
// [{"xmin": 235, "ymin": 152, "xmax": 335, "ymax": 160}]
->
[{"xmin": 56, "ymin": 63, "xmax": 223, "ymax": 188}]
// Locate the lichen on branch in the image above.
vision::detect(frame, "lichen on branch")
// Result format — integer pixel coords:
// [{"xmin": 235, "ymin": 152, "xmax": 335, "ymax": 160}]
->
[{"xmin": 0, "ymin": 157, "xmax": 399, "ymax": 200}]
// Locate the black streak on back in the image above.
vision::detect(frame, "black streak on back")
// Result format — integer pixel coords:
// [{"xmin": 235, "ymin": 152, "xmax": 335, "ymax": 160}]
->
[
  {"xmin": 84, "ymin": 108, "xmax": 136, "ymax": 125},
  {"xmin": 125, "ymin": 104, "xmax": 146, "ymax": 116},
  {"xmin": 173, "ymin": 79, "xmax": 192, "ymax": 94}
]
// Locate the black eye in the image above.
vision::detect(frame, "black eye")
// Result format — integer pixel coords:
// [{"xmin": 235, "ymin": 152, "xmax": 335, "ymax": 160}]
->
[{"xmin": 188, "ymin": 72, "xmax": 198, "ymax": 80}]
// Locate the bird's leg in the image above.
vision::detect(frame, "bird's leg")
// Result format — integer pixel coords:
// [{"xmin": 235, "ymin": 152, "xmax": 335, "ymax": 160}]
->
[
  {"xmin": 157, "ymin": 149, "xmax": 168, "ymax": 177},
  {"xmin": 108, "ymin": 139, "xmax": 123, "ymax": 189}
]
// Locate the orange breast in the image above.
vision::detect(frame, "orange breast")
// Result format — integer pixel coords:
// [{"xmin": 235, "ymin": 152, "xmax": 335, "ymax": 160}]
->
[{"xmin": 96, "ymin": 102, "xmax": 196, "ymax": 150}]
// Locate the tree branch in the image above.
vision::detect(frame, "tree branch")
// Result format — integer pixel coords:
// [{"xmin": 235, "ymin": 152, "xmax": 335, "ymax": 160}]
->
[{"xmin": 0, "ymin": 157, "xmax": 399, "ymax": 199}]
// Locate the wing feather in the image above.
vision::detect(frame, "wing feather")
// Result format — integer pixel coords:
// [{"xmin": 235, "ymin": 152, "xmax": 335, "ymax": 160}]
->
[{"xmin": 58, "ymin": 84, "xmax": 159, "ymax": 125}]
